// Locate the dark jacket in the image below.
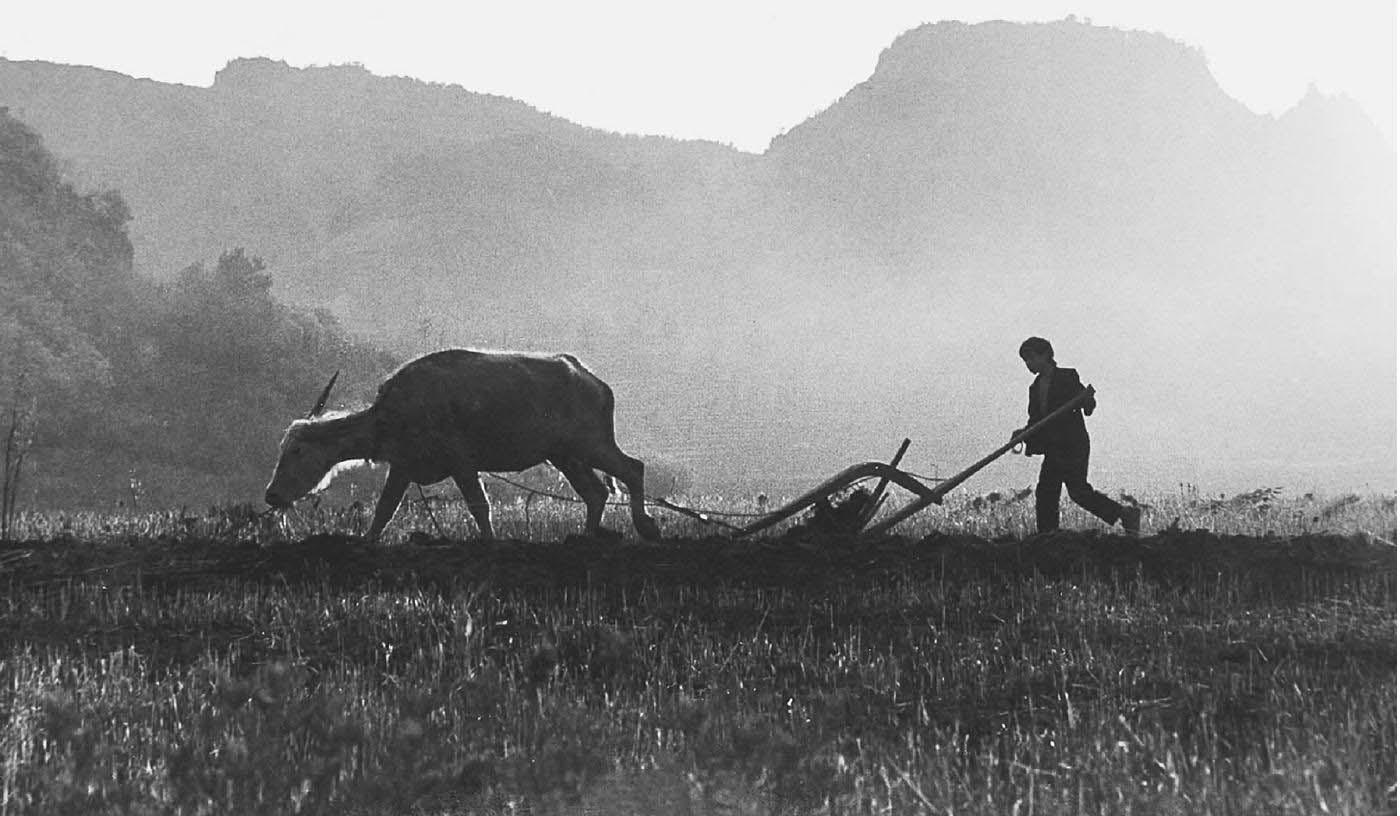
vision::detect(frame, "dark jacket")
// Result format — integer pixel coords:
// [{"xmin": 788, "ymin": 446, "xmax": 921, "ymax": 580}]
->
[{"xmin": 1024, "ymin": 366, "xmax": 1095, "ymax": 456}]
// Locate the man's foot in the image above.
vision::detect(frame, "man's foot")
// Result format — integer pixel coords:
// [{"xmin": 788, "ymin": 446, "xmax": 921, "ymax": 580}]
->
[{"xmin": 1119, "ymin": 505, "xmax": 1142, "ymax": 536}]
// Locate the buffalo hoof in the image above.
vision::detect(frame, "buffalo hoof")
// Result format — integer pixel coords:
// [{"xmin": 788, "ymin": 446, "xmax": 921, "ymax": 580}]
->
[{"xmin": 634, "ymin": 516, "xmax": 662, "ymax": 542}]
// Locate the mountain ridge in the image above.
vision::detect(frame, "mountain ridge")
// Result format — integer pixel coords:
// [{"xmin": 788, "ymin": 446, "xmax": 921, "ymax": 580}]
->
[
  {"xmin": 2, "ymin": 21, "xmax": 1389, "ymax": 287},
  {"xmin": 0, "ymin": 19, "xmax": 1392, "ymax": 497}
]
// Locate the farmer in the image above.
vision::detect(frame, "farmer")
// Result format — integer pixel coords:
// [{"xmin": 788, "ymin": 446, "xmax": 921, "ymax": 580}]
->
[{"xmin": 1015, "ymin": 337, "xmax": 1141, "ymax": 535}]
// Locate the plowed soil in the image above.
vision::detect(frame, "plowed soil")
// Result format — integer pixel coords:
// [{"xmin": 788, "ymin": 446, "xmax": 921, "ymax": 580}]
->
[{"xmin": 2, "ymin": 528, "xmax": 1391, "ymax": 594}]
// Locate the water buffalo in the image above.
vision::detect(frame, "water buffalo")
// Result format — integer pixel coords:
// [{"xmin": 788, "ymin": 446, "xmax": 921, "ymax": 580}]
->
[{"xmin": 264, "ymin": 349, "xmax": 662, "ymax": 541}]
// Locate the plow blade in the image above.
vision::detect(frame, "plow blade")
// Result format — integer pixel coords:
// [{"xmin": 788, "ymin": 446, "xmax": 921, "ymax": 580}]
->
[{"xmin": 732, "ymin": 459, "xmax": 935, "ymax": 538}]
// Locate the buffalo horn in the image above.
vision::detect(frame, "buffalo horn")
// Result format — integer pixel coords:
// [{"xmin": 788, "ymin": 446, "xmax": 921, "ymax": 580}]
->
[{"xmin": 307, "ymin": 371, "xmax": 340, "ymax": 417}]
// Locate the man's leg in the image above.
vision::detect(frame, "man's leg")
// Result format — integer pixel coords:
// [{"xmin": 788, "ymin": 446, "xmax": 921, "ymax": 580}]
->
[
  {"xmin": 1060, "ymin": 449, "xmax": 1123, "ymax": 525},
  {"xmin": 1035, "ymin": 456, "xmax": 1064, "ymax": 533}
]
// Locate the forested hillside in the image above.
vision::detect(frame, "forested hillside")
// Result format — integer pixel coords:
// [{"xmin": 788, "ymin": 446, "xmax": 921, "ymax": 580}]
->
[{"xmin": 0, "ymin": 108, "xmax": 393, "ymax": 508}]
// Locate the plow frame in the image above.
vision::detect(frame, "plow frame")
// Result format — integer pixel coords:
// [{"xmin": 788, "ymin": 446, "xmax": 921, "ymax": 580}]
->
[{"xmin": 725, "ymin": 386, "xmax": 1095, "ymax": 538}]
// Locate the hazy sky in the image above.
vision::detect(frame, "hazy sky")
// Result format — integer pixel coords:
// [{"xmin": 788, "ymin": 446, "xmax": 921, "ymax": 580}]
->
[{"xmin": 4, "ymin": 1, "xmax": 1395, "ymax": 151}]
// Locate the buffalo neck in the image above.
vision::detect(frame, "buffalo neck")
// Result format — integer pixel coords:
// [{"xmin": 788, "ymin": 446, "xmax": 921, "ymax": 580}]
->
[{"xmin": 307, "ymin": 408, "xmax": 380, "ymax": 462}]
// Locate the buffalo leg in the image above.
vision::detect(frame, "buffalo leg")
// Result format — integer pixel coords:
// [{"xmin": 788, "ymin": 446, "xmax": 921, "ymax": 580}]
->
[
  {"xmin": 551, "ymin": 458, "xmax": 611, "ymax": 536},
  {"xmin": 369, "ymin": 467, "xmax": 410, "ymax": 540},
  {"xmin": 452, "ymin": 471, "xmax": 495, "ymax": 540},
  {"xmin": 584, "ymin": 445, "xmax": 661, "ymax": 540}
]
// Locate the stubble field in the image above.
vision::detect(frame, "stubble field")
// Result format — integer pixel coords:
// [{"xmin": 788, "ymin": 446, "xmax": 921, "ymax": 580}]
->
[{"xmin": 0, "ymin": 487, "xmax": 1394, "ymax": 815}]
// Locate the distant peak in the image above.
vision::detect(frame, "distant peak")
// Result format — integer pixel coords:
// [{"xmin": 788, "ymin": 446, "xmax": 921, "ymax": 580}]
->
[
  {"xmin": 1293, "ymin": 82, "xmax": 1356, "ymax": 113},
  {"xmin": 873, "ymin": 17, "xmax": 1211, "ymax": 83},
  {"xmin": 212, "ymin": 57, "xmax": 294, "ymax": 87},
  {"xmin": 1281, "ymin": 83, "xmax": 1391, "ymax": 148}
]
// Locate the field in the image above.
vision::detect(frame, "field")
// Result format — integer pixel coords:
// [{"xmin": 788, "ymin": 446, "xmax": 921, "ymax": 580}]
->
[{"xmin": 0, "ymin": 487, "xmax": 1395, "ymax": 815}]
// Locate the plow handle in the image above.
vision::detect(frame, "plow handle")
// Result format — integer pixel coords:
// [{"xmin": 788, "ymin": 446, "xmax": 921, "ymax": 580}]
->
[{"xmin": 862, "ymin": 385, "xmax": 1095, "ymax": 537}]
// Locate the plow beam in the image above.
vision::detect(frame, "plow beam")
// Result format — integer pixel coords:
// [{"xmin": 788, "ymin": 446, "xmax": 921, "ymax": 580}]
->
[
  {"xmin": 862, "ymin": 386, "xmax": 1095, "ymax": 538},
  {"xmin": 732, "ymin": 460, "xmax": 935, "ymax": 538}
]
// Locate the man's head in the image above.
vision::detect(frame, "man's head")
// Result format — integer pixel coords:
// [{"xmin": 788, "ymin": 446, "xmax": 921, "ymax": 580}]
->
[{"xmin": 1019, "ymin": 336, "xmax": 1055, "ymax": 375}]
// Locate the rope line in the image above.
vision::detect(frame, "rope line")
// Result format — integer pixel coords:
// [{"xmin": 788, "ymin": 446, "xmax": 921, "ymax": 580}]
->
[
  {"xmin": 480, "ymin": 469, "xmax": 945, "ymax": 523},
  {"xmin": 416, "ymin": 483, "xmax": 448, "ymax": 537},
  {"xmin": 481, "ymin": 471, "xmax": 772, "ymax": 518},
  {"xmin": 269, "ymin": 466, "xmax": 948, "ymax": 534}
]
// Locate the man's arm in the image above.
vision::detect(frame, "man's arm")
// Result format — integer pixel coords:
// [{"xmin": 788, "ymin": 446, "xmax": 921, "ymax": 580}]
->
[
  {"xmin": 1018, "ymin": 385, "xmax": 1041, "ymax": 453},
  {"xmin": 1068, "ymin": 369, "xmax": 1097, "ymax": 416}
]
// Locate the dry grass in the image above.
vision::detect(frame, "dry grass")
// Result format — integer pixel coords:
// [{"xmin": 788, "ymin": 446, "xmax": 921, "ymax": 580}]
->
[{"xmin": 0, "ymin": 490, "xmax": 1394, "ymax": 814}]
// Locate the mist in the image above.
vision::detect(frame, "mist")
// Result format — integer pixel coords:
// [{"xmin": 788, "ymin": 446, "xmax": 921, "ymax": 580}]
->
[{"xmin": 0, "ymin": 19, "xmax": 1392, "ymax": 507}]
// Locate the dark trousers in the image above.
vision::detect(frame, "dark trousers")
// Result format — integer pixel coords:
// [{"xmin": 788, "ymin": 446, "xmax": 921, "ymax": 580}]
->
[{"xmin": 1036, "ymin": 446, "xmax": 1123, "ymax": 533}]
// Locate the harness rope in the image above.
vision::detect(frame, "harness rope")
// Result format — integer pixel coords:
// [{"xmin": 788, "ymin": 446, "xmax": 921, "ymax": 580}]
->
[
  {"xmin": 480, "ymin": 469, "xmax": 945, "ymax": 530},
  {"xmin": 480, "ymin": 471, "xmax": 768, "ymax": 525},
  {"xmin": 266, "ymin": 467, "xmax": 947, "ymax": 536},
  {"xmin": 415, "ymin": 483, "xmax": 448, "ymax": 538}
]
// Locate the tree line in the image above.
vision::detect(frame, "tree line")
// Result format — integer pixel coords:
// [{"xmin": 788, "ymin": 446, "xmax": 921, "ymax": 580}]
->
[{"xmin": 0, "ymin": 108, "xmax": 393, "ymax": 512}]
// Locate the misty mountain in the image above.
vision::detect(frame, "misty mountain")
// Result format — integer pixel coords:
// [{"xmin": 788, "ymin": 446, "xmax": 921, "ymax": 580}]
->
[
  {"xmin": 0, "ymin": 108, "xmax": 394, "ymax": 508},
  {"xmin": 0, "ymin": 19, "xmax": 1392, "ymax": 501}
]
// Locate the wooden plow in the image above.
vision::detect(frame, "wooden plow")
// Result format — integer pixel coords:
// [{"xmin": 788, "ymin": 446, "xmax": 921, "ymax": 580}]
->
[{"xmin": 728, "ymin": 386, "xmax": 1095, "ymax": 538}]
